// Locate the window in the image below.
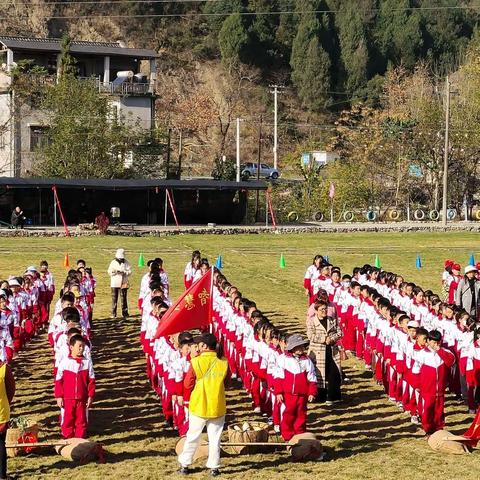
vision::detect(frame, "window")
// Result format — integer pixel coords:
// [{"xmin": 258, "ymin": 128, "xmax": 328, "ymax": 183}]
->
[{"xmin": 30, "ymin": 126, "xmax": 50, "ymax": 152}]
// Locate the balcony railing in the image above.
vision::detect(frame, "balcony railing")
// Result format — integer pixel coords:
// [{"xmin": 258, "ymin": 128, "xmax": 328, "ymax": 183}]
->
[{"xmin": 78, "ymin": 77, "xmax": 153, "ymax": 96}]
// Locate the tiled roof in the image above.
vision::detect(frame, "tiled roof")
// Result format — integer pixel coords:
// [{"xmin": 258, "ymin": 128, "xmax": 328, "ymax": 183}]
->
[{"xmin": 0, "ymin": 36, "xmax": 158, "ymax": 58}]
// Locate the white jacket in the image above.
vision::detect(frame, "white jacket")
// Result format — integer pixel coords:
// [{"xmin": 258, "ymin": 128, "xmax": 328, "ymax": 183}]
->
[{"xmin": 108, "ymin": 259, "xmax": 132, "ymax": 288}]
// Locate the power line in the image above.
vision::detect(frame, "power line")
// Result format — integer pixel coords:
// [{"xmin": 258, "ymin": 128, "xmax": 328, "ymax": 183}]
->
[
  {"xmin": 2, "ymin": 0, "xmax": 480, "ymax": 11},
  {"xmin": 2, "ymin": 5, "xmax": 480, "ymax": 19}
]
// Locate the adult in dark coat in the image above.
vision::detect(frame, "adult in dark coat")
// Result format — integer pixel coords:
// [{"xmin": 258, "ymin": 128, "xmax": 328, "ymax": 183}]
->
[{"xmin": 10, "ymin": 207, "xmax": 25, "ymax": 228}]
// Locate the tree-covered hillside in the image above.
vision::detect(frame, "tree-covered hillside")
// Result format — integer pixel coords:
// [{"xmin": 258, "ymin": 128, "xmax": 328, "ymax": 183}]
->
[{"xmin": 3, "ymin": 1, "xmax": 479, "ymax": 111}]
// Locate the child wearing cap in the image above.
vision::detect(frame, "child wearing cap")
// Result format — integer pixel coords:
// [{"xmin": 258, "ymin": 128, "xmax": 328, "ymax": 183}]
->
[
  {"xmin": 448, "ymin": 263, "xmax": 462, "ymax": 304},
  {"xmin": 275, "ymin": 333, "xmax": 317, "ymax": 441}
]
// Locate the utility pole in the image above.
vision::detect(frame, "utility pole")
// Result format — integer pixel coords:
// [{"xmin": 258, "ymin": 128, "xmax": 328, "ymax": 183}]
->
[
  {"xmin": 255, "ymin": 115, "xmax": 263, "ymax": 222},
  {"xmin": 166, "ymin": 128, "xmax": 171, "ymax": 179},
  {"xmin": 270, "ymin": 85, "xmax": 282, "ymax": 170},
  {"xmin": 442, "ymin": 76, "xmax": 450, "ymax": 227},
  {"xmin": 236, "ymin": 117, "xmax": 241, "ymax": 182},
  {"xmin": 178, "ymin": 130, "xmax": 183, "ymax": 180}
]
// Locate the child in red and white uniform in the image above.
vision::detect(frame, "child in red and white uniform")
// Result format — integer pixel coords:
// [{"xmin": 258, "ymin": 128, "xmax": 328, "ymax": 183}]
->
[
  {"xmin": 55, "ymin": 326, "xmax": 92, "ymax": 380},
  {"xmin": 26, "ymin": 266, "xmax": 48, "ymax": 328},
  {"xmin": 22, "ymin": 274, "xmax": 38, "ymax": 340},
  {"xmin": 448, "ymin": 263, "xmax": 462, "ymax": 304},
  {"xmin": 303, "ymin": 255, "xmax": 322, "ymax": 305},
  {"xmin": 40, "ymin": 260, "xmax": 55, "ymax": 319},
  {"xmin": 413, "ymin": 329, "xmax": 455, "ymax": 435},
  {"xmin": 266, "ymin": 329, "xmax": 282, "ymax": 432},
  {"xmin": 0, "ymin": 291, "xmax": 15, "ymax": 335},
  {"xmin": 192, "ymin": 259, "xmax": 209, "ymax": 284},
  {"xmin": 55, "ymin": 334, "xmax": 95, "ymax": 439},
  {"xmin": 139, "ymin": 259, "xmax": 160, "ymax": 310},
  {"xmin": 172, "ymin": 334, "xmax": 198, "ymax": 436},
  {"xmin": 442, "ymin": 259, "xmax": 454, "ymax": 301},
  {"xmin": 275, "ymin": 334, "xmax": 317, "ymax": 441},
  {"xmin": 407, "ymin": 327, "xmax": 428, "ymax": 423},
  {"xmin": 8, "ymin": 278, "xmax": 29, "ymax": 349},
  {"xmin": 48, "ymin": 294, "xmax": 75, "ymax": 347},
  {"xmin": 184, "ymin": 251, "xmax": 201, "ymax": 290},
  {"xmin": 311, "ymin": 264, "xmax": 331, "ymax": 300},
  {"xmin": 341, "ymin": 281, "xmax": 361, "ymax": 353},
  {"xmin": 410, "ymin": 287, "xmax": 429, "ymax": 326}
]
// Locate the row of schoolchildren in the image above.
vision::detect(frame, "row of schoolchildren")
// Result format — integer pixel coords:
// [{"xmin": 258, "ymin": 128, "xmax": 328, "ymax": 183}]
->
[
  {"xmin": 47, "ymin": 260, "xmax": 97, "ymax": 440},
  {"xmin": 139, "ymin": 255, "xmax": 219, "ymax": 437},
  {"xmin": 139, "ymin": 259, "xmax": 182, "ymax": 431},
  {"xmin": 139, "ymin": 253, "xmax": 317, "ymax": 442},
  {"xmin": 305, "ymin": 256, "xmax": 480, "ymax": 435},
  {"xmin": 210, "ymin": 273, "xmax": 317, "ymax": 442},
  {"xmin": 0, "ymin": 261, "xmax": 55, "ymax": 362}
]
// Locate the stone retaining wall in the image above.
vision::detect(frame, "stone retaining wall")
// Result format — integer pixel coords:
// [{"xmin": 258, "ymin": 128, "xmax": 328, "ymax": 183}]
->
[{"xmin": 0, "ymin": 222, "xmax": 479, "ymax": 237}]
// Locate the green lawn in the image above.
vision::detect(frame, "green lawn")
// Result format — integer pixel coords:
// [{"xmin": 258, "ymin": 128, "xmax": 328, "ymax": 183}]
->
[{"xmin": 4, "ymin": 232, "xmax": 480, "ymax": 479}]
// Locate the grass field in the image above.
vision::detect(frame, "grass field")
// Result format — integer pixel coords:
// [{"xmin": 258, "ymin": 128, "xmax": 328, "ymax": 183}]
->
[{"xmin": 3, "ymin": 232, "xmax": 480, "ymax": 480}]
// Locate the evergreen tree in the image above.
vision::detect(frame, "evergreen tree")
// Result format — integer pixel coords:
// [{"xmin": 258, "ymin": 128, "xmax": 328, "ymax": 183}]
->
[
  {"xmin": 336, "ymin": 1, "xmax": 370, "ymax": 94},
  {"xmin": 374, "ymin": 0, "xmax": 423, "ymax": 70},
  {"xmin": 247, "ymin": 0, "xmax": 279, "ymax": 65},
  {"xmin": 218, "ymin": 13, "xmax": 250, "ymax": 65},
  {"xmin": 204, "ymin": 0, "xmax": 245, "ymax": 34},
  {"xmin": 290, "ymin": 1, "xmax": 333, "ymax": 111}
]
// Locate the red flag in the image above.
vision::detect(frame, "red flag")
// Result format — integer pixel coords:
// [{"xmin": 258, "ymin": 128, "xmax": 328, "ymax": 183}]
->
[
  {"xmin": 154, "ymin": 267, "xmax": 214, "ymax": 338},
  {"xmin": 328, "ymin": 182, "xmax": 335, "ymax": 200}
]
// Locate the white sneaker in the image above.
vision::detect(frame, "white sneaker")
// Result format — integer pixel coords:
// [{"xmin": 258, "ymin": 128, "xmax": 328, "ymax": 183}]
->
[
  {"xmin": 410, "ymin": 415, "xmax": 419, "ymax": 424},
  {"xmin": 325, "ymin": 400, "xmax": 333, "ymax": 406},
  {"xmin": 253, "ymin": 407, "xmax": 261, "ymax": 414}
]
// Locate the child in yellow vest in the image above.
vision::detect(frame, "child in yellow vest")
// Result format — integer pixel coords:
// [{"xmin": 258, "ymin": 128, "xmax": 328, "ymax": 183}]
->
[
  {"xmin": 0, "ymin": 361, "xmax": 15, "ymax": 480},
  {"xmin": 178, "ymin": 333, "xmax": 230, "ymax": 477}
]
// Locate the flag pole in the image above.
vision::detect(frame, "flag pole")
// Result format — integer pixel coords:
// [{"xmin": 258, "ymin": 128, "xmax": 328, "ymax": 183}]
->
[{"xmin": 209, "ymin": 265, "xmax": 215, "ymax": 326}]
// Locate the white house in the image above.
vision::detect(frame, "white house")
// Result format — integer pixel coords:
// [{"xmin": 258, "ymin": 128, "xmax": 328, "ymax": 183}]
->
[
  {"xmin": 302, "ymin": 150, "xmax": 339, "ymax": 167},
  {"xmin": 0, "ymin": 36, "xmax": 158, "ymax": 177}
]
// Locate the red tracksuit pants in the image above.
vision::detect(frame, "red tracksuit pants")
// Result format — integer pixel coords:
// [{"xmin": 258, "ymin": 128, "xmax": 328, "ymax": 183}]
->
[
  {"xmin": 421, "ymin": 394, "xmax": 445, "ymax": 434},
  {"xmin": 173, "ymin": 400, "xmax": 189, "ymax": 437},
  {"xmin": 61, "ymin": 399, "xmax": 88, "ymax": 439},
  {"xmin": 280, "ymin": 393, "xmax": 308, "ymax": 441}
]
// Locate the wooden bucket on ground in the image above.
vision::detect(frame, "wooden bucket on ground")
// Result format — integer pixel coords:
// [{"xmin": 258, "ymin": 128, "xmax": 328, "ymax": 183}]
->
[
  {"xmin": 6, "ymin": 423, "xmax": 40, "ymax": 457},
  {"xmin": 227, "ymin": 422, "xmax": 269, "ymax": 454}
]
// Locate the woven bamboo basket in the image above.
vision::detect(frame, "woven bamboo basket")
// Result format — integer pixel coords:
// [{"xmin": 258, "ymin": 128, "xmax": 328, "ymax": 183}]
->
[
  {"xmin": 227, "ymin": 421, "xmax": 269, "ymax": 454},
  {"xmin": 6, "ymin": 423, "xmax": 40, "ymax": 457}
]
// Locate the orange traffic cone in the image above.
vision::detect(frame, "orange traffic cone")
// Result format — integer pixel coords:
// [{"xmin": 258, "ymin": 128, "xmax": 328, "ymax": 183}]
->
[{"xmin": 64, "ymin": 254, "xmax": 70, "ymax": 268}]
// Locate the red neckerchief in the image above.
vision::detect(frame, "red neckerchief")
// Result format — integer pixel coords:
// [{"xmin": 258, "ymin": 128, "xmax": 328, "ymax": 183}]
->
[{"xmin": 69, "ymin": 354, "xmax": 84, "ymax": 364}]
